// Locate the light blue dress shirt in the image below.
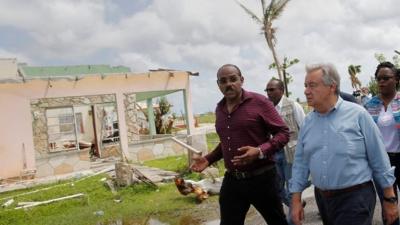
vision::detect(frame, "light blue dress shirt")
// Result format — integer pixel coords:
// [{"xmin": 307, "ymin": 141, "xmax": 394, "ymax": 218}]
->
[{"xmin": 290, "ymin": 97, "xmax": 395, "ymax": 192}]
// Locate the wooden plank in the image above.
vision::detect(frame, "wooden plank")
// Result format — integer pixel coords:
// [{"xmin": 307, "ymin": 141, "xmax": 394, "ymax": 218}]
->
[{"xmin": 15, "ymin": 193, "xmax": 84, "ymax": 209}]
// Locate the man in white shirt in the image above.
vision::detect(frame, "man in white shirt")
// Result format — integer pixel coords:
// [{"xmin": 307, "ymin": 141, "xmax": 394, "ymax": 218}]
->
[{"xmin": 266, "ymin": 78, "xmax": 306, "ymax": 225}]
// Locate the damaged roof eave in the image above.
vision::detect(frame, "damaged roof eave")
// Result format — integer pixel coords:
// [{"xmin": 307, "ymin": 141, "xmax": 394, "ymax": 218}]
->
[{"xmin": 0, "ymin": 69, "xmax": 199, "ymax": 84}]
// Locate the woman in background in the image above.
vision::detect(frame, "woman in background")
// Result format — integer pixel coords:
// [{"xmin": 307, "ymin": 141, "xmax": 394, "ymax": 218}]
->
[{"xmin": 365, "ymin": 61, "xmax": 400, "ymax": 225}]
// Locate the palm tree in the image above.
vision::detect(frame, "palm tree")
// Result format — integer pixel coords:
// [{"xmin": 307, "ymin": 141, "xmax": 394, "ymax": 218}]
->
[
  {"xmin": 237, "ymin": 0, "xmax": 290, "ymax": 81},
  {"xmin": 269, "ymin": 56, "xmax": 299, "ymax": 97},
  {"xmin": 348, "ymin": 65, "xmax": 362, "ymax": 90}
]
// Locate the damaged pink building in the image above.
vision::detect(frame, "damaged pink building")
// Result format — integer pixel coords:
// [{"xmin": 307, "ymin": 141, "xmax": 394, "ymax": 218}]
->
[{"xmin": 0, "ymin": 58, "xmax": 205, "ymax": 180}]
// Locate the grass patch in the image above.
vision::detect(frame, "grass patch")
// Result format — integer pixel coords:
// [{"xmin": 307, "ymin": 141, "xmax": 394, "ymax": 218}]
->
[
  {"xmin": 206, "ymin": 132, "xmax": 220, "ymax": 151},
  {"xmin": 143, "ymin": 155, "xmax": 188, "ymax": 173},
  {"xmin": 198, "ymin": 112, "xmax": 215, "ymax": 124},
  {"xmin": 143, "ymin": 131, "xmax": 224, "ymax": 178},
  {"xmin": 0, "ymin": 174, "xmax": 218, "ymax": 225},
  {"xmin": 0, "ymin": 131, "xmax": 224, "ymax": 225}
]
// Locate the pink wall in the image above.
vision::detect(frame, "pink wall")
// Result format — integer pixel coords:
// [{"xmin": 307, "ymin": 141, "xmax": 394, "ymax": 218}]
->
[{"xmin": 0, "ymin": 93, "xmax": 35, "ymax": 178}]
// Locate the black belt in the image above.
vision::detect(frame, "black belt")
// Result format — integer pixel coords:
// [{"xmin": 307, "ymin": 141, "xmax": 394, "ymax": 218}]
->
[
  {"xmin": 388, "ymin": 152, "xmax": 400, "ymax": 157},
  {"xmin": 316, "ymin": 180, "xmax": 373, "ymax": 198},
  {"xmin": 227, "ymin": 164, "xmax": 275, "ymax": 180}
]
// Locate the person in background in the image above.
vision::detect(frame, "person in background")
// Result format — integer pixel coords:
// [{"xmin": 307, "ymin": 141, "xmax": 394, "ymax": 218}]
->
[
  {"xmin": 361, "ymin": 86, "xmax": 372, "ymax": 106},
  {"xmin": 339, "ymin": 91, "xmax": 358, "ymax": 103},
  {"xmin": 365, "ymin": 61, "xmax": 400, "ymax": 225},
  {"xmin": 265, "ymin": 78, "xmax": 307, "ymax": 225},
  {"xmin": 290, "ymin": 63, "xmax": 398, "ymax": 225},
  {"xmin": 190, "ymin": 64, "xmax": 290, "ymax": 225}
]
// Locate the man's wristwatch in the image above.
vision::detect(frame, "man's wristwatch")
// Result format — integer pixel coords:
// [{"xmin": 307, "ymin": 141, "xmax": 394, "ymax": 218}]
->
[
  {"xmin": 257, "ymin": 147, "xmax": 264, "ymax": 159},
  {"xmin": 383, "ymin": 196, "xmax": 398, "ymax": 204}
]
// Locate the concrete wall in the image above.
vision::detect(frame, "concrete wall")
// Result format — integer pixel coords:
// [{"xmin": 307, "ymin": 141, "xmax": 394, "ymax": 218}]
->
[
  {"xmin": 0, "ymin": 58, "xmax": 18, "ymax": 78},
  {"xmin": 35, "ymin": 149, "xmax": 91, "ymax": 178},
  {"xmin": 128, "ymin": 137, "xmax": 186, "ymax": 162},
  {"xmin": 128, "ymin": 133, "xmax": 208, "ymax": 163},
  {"xmin": 0, "ymin": 71, "xmax": 195, "ymax": 179}
]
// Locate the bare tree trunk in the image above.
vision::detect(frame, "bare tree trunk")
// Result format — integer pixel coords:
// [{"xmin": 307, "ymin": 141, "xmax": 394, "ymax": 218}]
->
[
  {"xmin": 270, "ymin": 46, "xmax": 283, "ymax": 81},
  {"xmin": 264, "ymin": 33, "xmax": 283, "ymax": 81}
]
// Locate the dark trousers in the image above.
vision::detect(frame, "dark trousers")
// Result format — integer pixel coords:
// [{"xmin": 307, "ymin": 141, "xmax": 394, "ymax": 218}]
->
[
  {"xmin": 375, "ymin": 152, "xmax": 400, "ymax": 225},
  {"xmin": 314, "ymin": 182, "xmax": 376, "ymax": 225},
  {"xmin": 275, "ymin": 150, "xmax": 291, "ymax": 206},
  {"xmin": 219, "ymin": 167, "xmax": 288, "ymax": 225}
]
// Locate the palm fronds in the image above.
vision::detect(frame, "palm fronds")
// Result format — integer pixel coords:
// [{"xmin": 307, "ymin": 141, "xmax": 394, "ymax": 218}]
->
[{"xmin": 235, "ymin": 0, "xmax": 262, "ymax": 24}]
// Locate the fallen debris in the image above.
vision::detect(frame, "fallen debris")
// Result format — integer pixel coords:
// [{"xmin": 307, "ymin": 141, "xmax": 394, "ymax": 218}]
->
[
  {"xmin": 15, "ymin": 193, "xmax": 85, "ymax": 209},
  {"xmin": 104, "ymin": 179, "xmax": 117, "ymax": 194},
  {"xmin": 115, "ymin": 162, "xmax": 134, "ymax": 187},
  {"xmin": 0, "ymin": 166, "xmax": 114, "ymax": 201},
  {"xmin": 2, "ymin": 199, "xmax": 14, "ymax": 208},
  {"xmin": 132, "ymin": 167, "xmax": 158, "ymax": 188},
  {"xmin": 93, "ymin": 210, "xmax": 104, "ymax": 216},
  {"xmin": 17, "ymin": 201, "xmax": 36, "ymax": 206}
]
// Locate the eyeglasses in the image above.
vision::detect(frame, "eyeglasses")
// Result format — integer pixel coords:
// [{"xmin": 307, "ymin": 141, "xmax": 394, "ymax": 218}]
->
[
  {"xmin": 217, "ymin": 75, "xmax": 240, "ymax": 85},
  {"xmin": 264, "ymin": 88, "xmax": 277, "ymax": 92},
  {"xmin": 375, "ymin": 76, "xmax": 395, "ymax": 82}
]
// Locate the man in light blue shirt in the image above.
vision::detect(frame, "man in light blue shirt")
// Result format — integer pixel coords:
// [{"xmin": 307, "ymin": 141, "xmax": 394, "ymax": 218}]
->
[{"xmin": 290, "ymin": 63, "xmax": 399, "ymax": 225}]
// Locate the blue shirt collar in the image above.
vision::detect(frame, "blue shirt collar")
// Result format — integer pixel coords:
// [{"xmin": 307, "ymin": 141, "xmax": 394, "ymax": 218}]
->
[{"xmin": 314, "ymin": 96, "xmax": 342, "ymax": 116}]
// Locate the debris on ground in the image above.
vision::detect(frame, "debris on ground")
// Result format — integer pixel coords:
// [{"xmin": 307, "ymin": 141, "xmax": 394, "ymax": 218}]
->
[
  {"xmin": 115, "ymin": 162, "xmax": 136, "ymax": 187},
  {"xmin": 14, "ymin": 193, "xmax": 85, "ymax": 209},
  {"xmin": 93, "ymin": 210, "xmax": 104, "ymax": 216},
  {"xmin": 2, "ymin": 199, "xmax": 14, "ymax": 208},
  {"xmin": 111, "ymin": 162, "xmax": 178, "ymax": 189},
  {"xmin": 104, "ymin": 179, "xmax": 117, "ymax": 195},
  {"xmin": 1, "ymin": 160, "xmax": 179, "ymax": 209},
  {"xmin": 132, "ymin": 167, "xmax": 158, "ymax": 188}
]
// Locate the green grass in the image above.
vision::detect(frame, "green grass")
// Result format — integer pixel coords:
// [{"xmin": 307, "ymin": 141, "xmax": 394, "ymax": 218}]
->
[
  {"xmin": 198, "ymin": 112, "xmax": 215, "ymax": 124},
  {"xmin": 143, "ymin": 155, "xmax": 201, "ymax": 180},
  {"xmin": 144, "ymin": 131, "xmax": 223, "ymax": 177},
  {"xmin": 206, "ymin": 132, "xmax": 219, "ymax": 151},
  {"xmin": 143, "ymin": 155, "xmax": 188, "ymax": 172},
  {"xmin": 0, "ymin": 173, "xmax": 218, "ymax": 225},
  {"xmin": 0, "ymin": 132, "xmax": 224, "ymax": 225}
]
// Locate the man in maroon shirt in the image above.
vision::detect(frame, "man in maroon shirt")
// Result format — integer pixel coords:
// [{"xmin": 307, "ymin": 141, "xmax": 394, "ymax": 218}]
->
[{"xmin": 191, "ymin": 64, "xmax": 290, "ymax": 225}]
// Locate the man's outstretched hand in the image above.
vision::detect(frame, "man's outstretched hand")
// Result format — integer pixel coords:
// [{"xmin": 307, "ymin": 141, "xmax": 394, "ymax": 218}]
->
[{"xmin": 190, "ymin": 156, "xmax": 209, "ymax": 172}]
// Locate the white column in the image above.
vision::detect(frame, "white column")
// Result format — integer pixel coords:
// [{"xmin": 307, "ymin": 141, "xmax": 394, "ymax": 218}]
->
[
  {"xmin": 115, "ymin": 92, "xmax": 129, "ymax": 160},
  {"xmin": 147, "ymin": 98, "xmax": 157, "ymax": 135},
  {"xmin": 184, "ymin": 75, "xmax": 195, "ymax": 135}
]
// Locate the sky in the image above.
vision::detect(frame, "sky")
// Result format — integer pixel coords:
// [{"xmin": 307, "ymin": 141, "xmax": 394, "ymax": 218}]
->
[{"xmin": 1, "ymin": 0, "xmax": 399, "ymax": 113}]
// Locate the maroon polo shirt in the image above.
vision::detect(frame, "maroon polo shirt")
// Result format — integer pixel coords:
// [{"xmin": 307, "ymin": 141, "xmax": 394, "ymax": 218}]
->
[{"xmin": 205, "ymin": 89, "xmax": 289, "ymax": 172}]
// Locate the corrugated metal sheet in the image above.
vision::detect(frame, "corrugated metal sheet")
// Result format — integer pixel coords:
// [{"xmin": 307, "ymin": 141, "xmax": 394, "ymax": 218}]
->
[
  {"xmin": 21, "ymin": 64, "xmax": 131, "ymax": 77},
  {"xmin": 0, "ymin": 64, "xmax": 131, "ymax": 83},
  {"xmin": 0, "ymin": 60, "xmax": 198, "ymax": 84}
]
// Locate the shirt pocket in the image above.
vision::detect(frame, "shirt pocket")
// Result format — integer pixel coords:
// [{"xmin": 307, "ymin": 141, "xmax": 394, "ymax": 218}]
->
[{"xmin": 336, "ymin": 128, "xmax": 365, "ymax": 157}]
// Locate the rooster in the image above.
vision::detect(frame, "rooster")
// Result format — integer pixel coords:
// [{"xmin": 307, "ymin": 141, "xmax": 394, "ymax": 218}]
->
[
  {"xmin": 174, "ymin": 177, "xmax": 209, "ymax": 202},
  {"xmin": 174, "ymin": 177, "xmax": 194, "ymax": 195}
]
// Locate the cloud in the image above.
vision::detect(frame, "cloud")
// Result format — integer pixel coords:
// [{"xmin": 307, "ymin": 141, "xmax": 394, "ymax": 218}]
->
[
  {"xmin": 1, "ymin": 0, "xmax": 400, "ymax": 112},
  {"xmin": 116, "ymin": 52, "xmax": 160, "ymax": 72},
  {"xmin": 0, "ymin": 48, "xmax": 33, "ymax": 64}
]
